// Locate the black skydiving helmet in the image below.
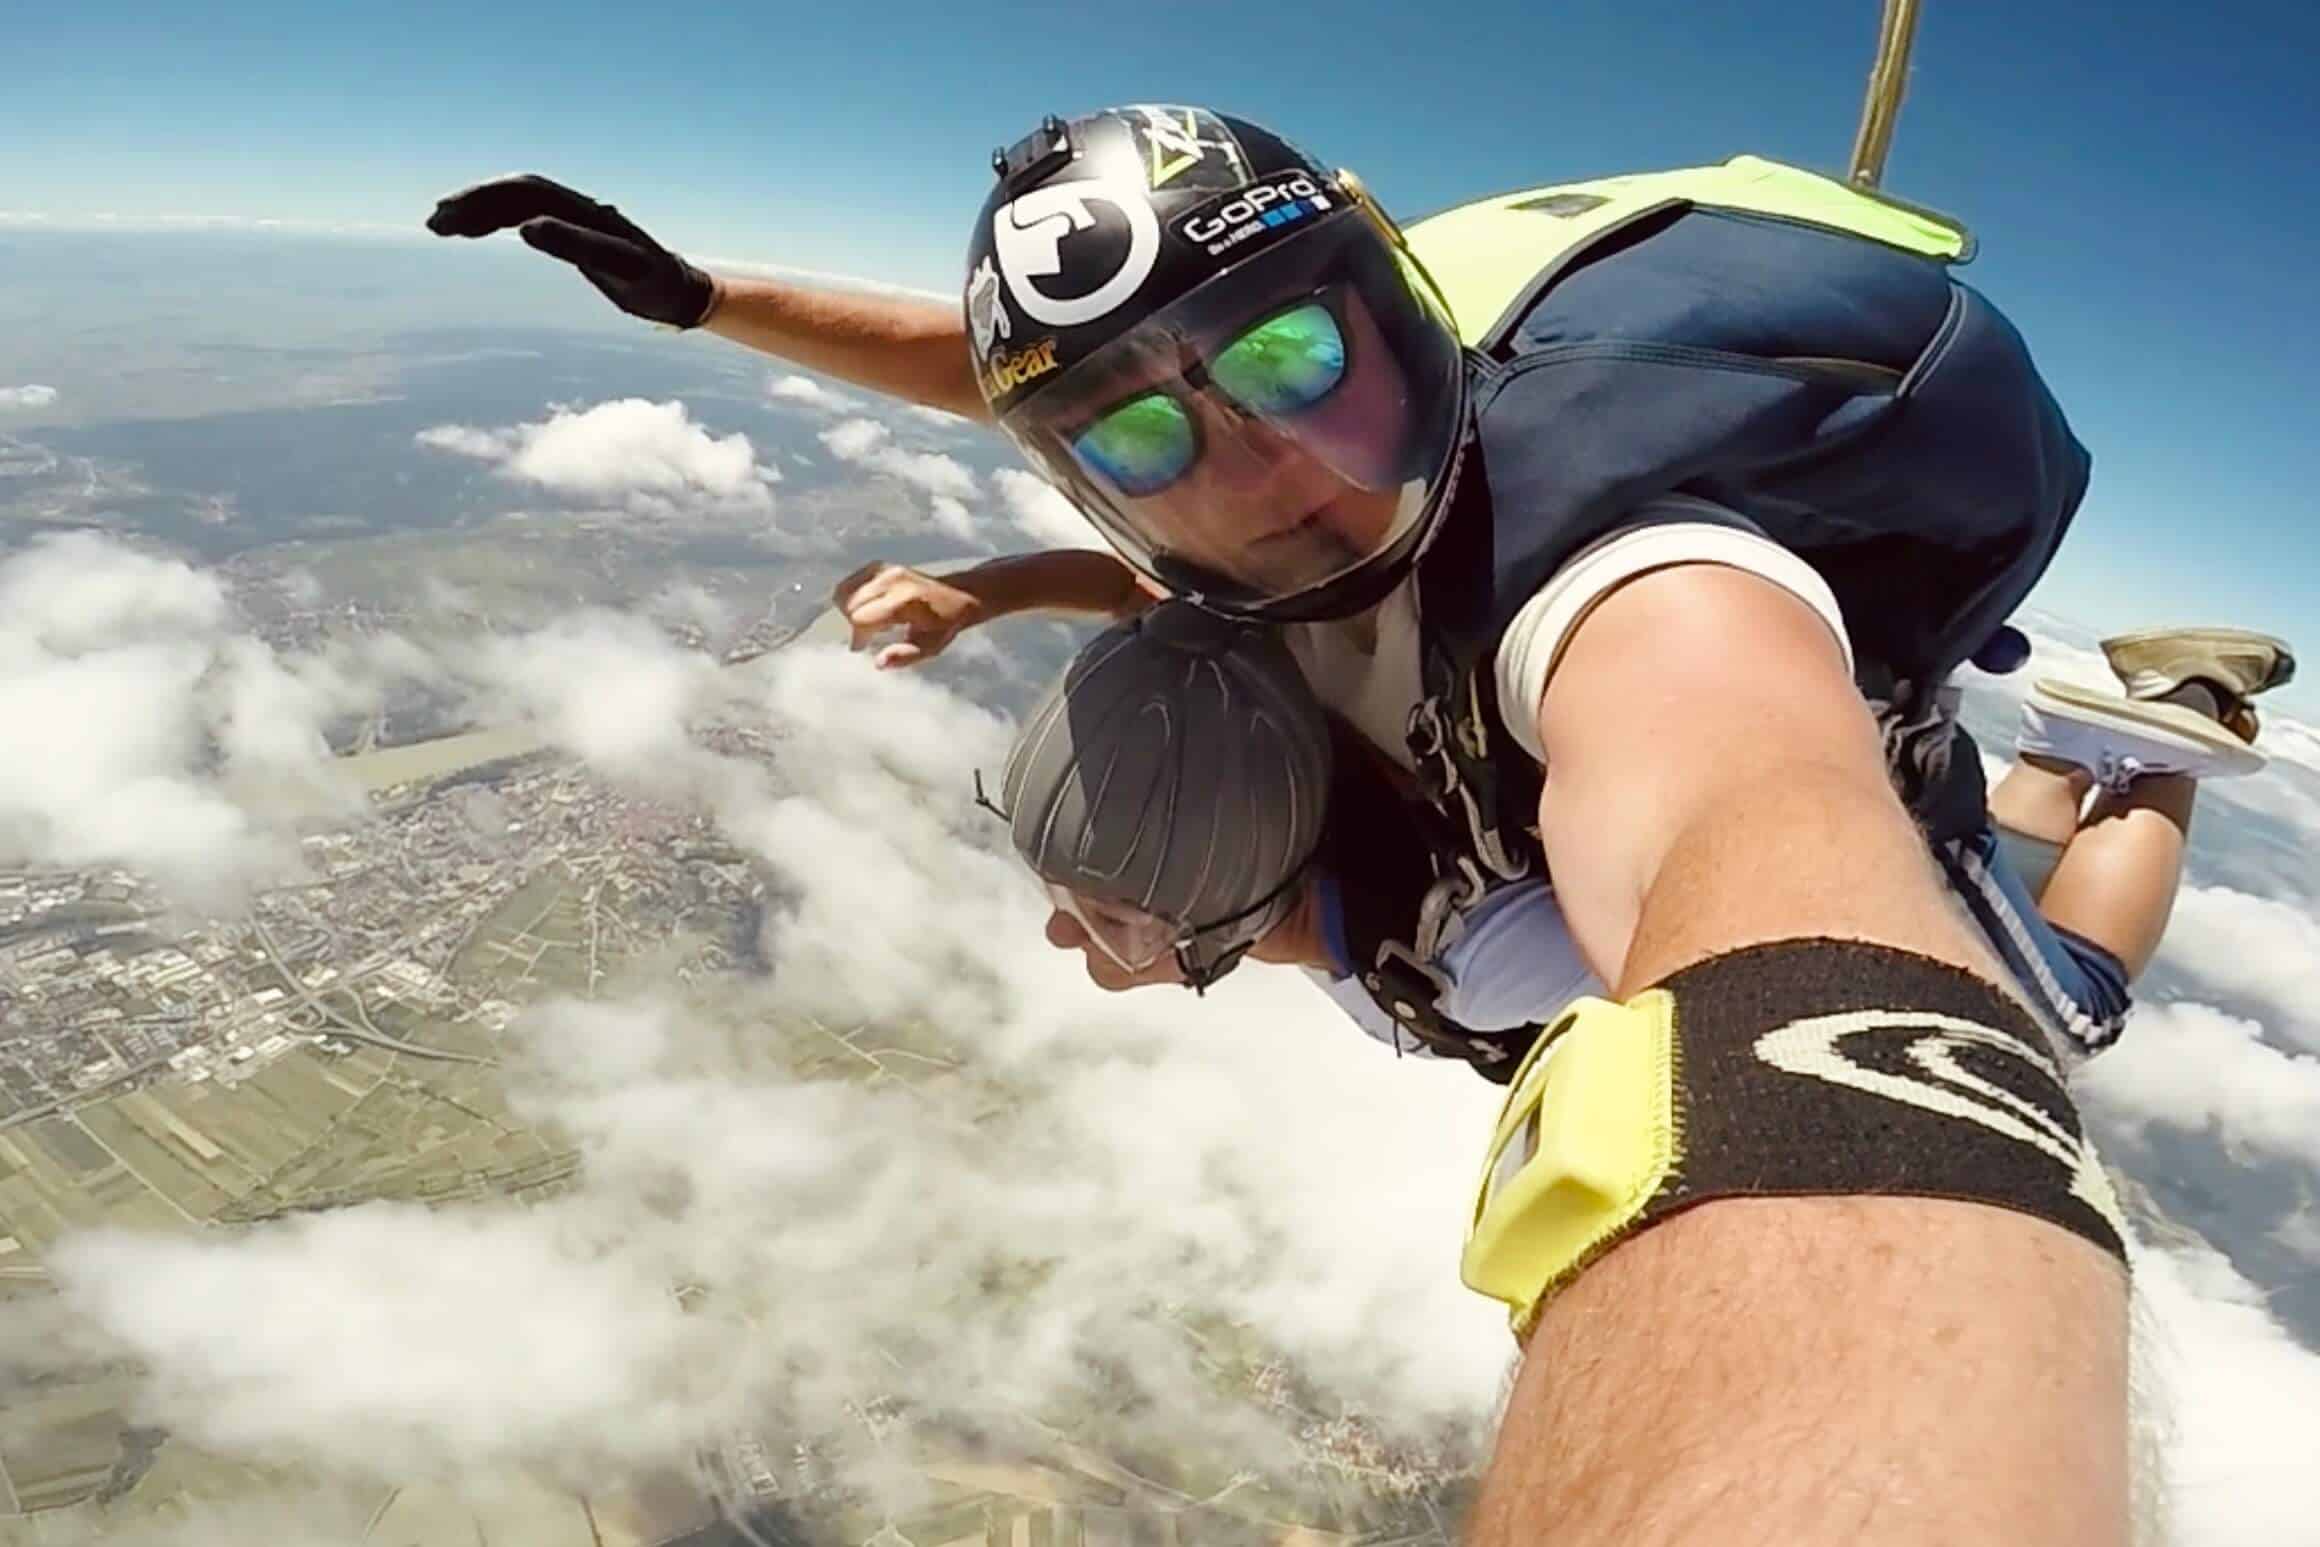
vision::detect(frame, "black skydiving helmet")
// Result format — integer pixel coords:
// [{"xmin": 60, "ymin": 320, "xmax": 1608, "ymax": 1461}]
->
[
  {"xmin": 991, "ymin": 600, "xmax": 1333, "ymax": 991},
  {"xmin": 964, "ymin": 106, "xmax": 1466, "ymax": 623}
]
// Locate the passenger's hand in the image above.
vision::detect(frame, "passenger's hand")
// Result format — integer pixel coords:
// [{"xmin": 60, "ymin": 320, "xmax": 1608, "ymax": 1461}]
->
[
  {"xmin": 426, "ymin": 174, "xmax": 717, "ymax": 329},
  {"xmin": 832, "ymin": 562, "xmax": 987, "ymax": 670}
]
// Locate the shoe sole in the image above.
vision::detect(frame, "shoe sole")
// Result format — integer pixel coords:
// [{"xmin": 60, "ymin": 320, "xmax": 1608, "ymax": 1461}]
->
[{"xmin": 2032, "ymin": 679, "xmax": 2267, "ymax": 778}]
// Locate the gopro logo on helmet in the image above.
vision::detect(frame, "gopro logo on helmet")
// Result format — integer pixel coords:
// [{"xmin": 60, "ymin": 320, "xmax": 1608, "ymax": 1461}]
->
[{"xmin": 1177, "ymin": 173, "xmax": 1333, "ymax": 253}]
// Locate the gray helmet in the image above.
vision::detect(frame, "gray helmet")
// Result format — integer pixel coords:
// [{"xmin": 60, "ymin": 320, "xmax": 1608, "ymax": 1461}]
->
[{"xmin": 999, "ymin": 600, "xmax": 1331, "ymax": 988}]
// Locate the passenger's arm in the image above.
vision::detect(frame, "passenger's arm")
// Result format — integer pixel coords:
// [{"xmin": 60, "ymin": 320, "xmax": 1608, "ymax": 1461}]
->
[
  {"xmin": 1467, "ymin": 564, "xmax": 2131, "ymax": 1547},
  {"xmin": 833, "ymin": 551, "xmax": 1152, "ymax": 669}
]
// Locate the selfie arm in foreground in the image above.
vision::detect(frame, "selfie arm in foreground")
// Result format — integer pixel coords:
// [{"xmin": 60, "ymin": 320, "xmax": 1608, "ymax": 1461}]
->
[{"xmin": 1462, "ymin": 565, "xmax": 2132, "ymax": 1547}]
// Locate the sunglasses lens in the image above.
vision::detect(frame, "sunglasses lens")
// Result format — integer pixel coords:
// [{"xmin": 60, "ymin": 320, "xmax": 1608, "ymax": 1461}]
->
[
  {"xmin": 1208, "ymin": 302, "xmax": 1347, "ymax": 419},
  {"xmin": 1071, "ymin": 393, "xmax": 1196, "ymax": 497}
]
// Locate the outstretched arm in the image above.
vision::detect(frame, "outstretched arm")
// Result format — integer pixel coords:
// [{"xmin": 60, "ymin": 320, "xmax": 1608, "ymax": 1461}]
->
[
  {"xmin": 428, "ymin": 174, "xmax": 981, "ymax": 418},
  {"xmin": 702, "ymin": 276, "xmax": 984, "ymax": 421},
  {"xmin": 1469, "ymin": 564, "xmax": 2131, "ymax": 1547}
]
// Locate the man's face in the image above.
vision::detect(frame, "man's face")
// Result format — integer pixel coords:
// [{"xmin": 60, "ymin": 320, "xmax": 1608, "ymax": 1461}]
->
[{"xmin": 1045, "ymin": 285, "xmax": 1415, "ymax": 598}]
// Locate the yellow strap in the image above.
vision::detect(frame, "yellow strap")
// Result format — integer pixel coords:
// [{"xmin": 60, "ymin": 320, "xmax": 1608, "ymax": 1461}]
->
[
  {"xmin": 1460, "ymin": 990, "xmax": 1681, "ymax": 1322},
  {"xmin": 1406, "ymin": 155, "xmax": 1969, "ymax": 347}
]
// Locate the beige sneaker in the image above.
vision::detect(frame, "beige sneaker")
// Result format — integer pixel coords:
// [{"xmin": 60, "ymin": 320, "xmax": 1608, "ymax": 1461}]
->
[{"xmin": 2100, "ymin": 627, "xmax": 2296, "ymax": 743}]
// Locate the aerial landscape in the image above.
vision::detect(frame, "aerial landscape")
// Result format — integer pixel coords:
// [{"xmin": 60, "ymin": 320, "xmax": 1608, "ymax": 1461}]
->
[{"xmin": 4, "ymin": 3, "xmax": 2319, "ymax": 1541}]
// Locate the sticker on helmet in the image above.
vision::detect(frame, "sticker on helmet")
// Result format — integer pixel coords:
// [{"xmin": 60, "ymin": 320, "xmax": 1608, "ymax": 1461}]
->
[
  {"xmin": 979, "ymin": 337, "xmax": 1060, "ymax": 399},
  {"xmin": 993, "ymin": 178, "xmax": 1161, "ymax": 328},
  {"xmin": 1174, "ymin": 170, "xmax": 1336, "ymax": 258},
  {"xmin": 966, "ymin": 255, "xmax": 1010, "ymax": 358},
  {"xmin": 1124, "ymin": 105, "xmax": 1248, "ymax": 191}
]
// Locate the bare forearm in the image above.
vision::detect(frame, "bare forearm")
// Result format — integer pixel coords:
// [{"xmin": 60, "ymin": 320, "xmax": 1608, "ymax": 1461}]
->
[
  {"xmin": 701, "ymin": 275, "xmax": 986, "ymax": 420},
  {"xmin": 953, "ymin": 549, "xmax": 1151, "ymax": 622},
  {"xmin": 1472, "ymin": 1197, "xmax": 2129, "ymax": 1547},
  {"xmin": 1490, "ymin": 565, "xmax": 2127, "ymax": 1543}
]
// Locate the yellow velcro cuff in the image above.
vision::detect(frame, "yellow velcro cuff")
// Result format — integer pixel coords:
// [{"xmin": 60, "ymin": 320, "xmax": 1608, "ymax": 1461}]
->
[{"xmin": 1459, "ymin": 990, "xmax": 1681, "ymax": 1323}]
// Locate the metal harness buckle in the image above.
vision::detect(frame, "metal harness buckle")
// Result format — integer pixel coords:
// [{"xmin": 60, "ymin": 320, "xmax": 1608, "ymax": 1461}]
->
[{"xmin": 1365, "ymin": 938, "xmax": 1512, "ymax": 1066}]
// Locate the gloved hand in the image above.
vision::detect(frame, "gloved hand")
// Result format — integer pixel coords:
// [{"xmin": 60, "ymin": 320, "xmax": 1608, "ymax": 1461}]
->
[{"xmin": 426, "ymin": 175, "xmax": 718, "ymax": 329}]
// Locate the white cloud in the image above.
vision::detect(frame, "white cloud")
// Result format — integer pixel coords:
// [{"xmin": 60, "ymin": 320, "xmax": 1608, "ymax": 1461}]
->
[
  {"xmin": 647, "ymin": 580, "xmax": 734, "ymax": 640},
  {"xmin": 418, "ymin": 398, "xmax": 778, "ymax": 519},
  {"xmin": 992, "ymin": 467, "xmax": 1105, "ymax": 550},
  {"xmin": 766, "ymin": 373, "xmax": 860, "ymax": 413},
  {"xmin": 2079, "ymin": 1001, "xmax": 2320, "ymax": 1174},
  {"xmin": 0, "ymin": 383, "xmax": 59, "ymax": 409},
  {"xmin": 462, "ymin": 610, "xmax": 739, "ymax": 792},
  {"xmin": 817, "ymin": 417, "xmax": 977, "ymax": 501},
  {"xmin": 52, "ymin": 1206, "xmax": 700, "ymax": 1481},
  {"xmin": 904, "ymin": 403, "xmax": 972, "ymax": 429},
  {"xmin": 2156, "ymin": 886, "xmax": 2320, "ymax": 1051},
  {"xmin": 2266, "ymin": 713, "xmax": 2320, "ymax": 780},
  {"xmin": 818, "ymin": 416, "xmax": 886, "ymax": 461},
  {"xmin": 2133, "ymin": 1239, "xmax": 2320, "ymax": 1546},
  {"xmin": 0, "ymin": 534, "xmax": 399, "ymax": 902},
  {"xmin": 817, "ymin": 417, "xmax": 985, "ymax": 542},
  {"xmin": 927, "ymin": 494, "xmax": 978, "ymax": 543}
]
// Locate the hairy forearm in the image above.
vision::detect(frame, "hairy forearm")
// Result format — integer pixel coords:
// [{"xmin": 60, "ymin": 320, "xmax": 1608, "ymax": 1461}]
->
[
  {"xmin": 1487, "ymin": 565, "xmax": 2127, "ymax": 1543},
  {"xmin": 953, "ymin": 549, "xmax": 1151, "ymax": 622},
  {"xmin": 1471, "ymin": 1197, "xmax": 2130, "ymax": 1547},
  {"xmin": 701, "ymin": 275, "xmax": 986, "ymax": 420}
]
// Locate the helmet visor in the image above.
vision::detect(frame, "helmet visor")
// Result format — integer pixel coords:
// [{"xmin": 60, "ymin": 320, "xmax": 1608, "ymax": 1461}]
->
[{"xmin": 1002, "ymin": 213, "xmax": 1462, "ymax": 611}]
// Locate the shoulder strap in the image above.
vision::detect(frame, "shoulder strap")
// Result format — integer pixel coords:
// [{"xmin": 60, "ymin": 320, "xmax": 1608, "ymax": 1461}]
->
[{"xmin": 1319, "ymin": 717, "xmax": 1540, "ymax": 1081}]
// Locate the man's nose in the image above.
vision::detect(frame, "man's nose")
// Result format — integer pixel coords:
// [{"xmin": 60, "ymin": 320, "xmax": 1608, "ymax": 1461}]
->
[{"xmin": 1190, "ymin": 393, "xmax": 1300, "ymax": 494}]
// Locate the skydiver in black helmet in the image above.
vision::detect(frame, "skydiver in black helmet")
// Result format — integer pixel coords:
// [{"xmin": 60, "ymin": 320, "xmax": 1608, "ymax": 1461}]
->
[{"xmin": 429, "ymin": 109, "xmax": 2295, "ymax": 1542}]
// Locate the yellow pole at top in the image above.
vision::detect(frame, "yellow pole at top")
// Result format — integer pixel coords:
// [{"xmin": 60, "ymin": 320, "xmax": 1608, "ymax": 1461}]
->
[{"xmin": 1849, "ymin": 0, "xmax": 1924, "ymax": 189}]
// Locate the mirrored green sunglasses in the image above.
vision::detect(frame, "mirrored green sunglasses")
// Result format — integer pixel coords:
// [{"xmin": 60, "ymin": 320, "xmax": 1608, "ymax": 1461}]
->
[{"xmin": 1070, "ymin": 299, "xmax": 1349, "ymax": 498}]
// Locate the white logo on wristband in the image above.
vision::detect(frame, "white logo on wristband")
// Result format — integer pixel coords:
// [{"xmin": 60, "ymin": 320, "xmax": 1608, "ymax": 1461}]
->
[{"xmin": 1755, "ymin": 1009, "xmax": 2128, "ymax": 1242}]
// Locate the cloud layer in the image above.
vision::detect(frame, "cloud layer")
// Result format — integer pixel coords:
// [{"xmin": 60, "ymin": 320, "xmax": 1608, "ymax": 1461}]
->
[
  {"xmin": 44, "ymin": 633, "xmax": 1512, "ymax": 1515},
  {"xmin": 8, "ymin": 567, "xmax": 2317, "ymax": 1542}
]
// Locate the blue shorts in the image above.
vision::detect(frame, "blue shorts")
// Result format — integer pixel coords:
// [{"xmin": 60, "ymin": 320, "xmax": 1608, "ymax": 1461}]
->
[{"xmin": 1937, "ymin": 824, "xmax": 2133, "ymax": 1062}]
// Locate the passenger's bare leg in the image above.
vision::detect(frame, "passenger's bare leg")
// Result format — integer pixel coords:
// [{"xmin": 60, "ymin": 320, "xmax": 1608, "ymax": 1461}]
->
[
  {"xmin": 1991, "ymin": 622, "xmax": 2297, "ymax": 980},
  {"xmin": 1989, "ymin": 753, "xmax": 2092, "ymax": 850},
  {"xmin": 2034, "ymin": 773, "xmax": 2195, "ymax": 980}
]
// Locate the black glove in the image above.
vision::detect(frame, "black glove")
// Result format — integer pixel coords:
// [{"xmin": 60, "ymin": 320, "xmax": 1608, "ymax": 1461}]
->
[{"xmin": 426, "ymin": 174, "xmax": 717, "ymax": 329}]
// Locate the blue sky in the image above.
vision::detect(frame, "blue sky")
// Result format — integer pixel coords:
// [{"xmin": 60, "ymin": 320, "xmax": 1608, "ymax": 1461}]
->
[{"xmin": 7, "ymin": 0, "xmax": 2315, "ymax": 707}]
